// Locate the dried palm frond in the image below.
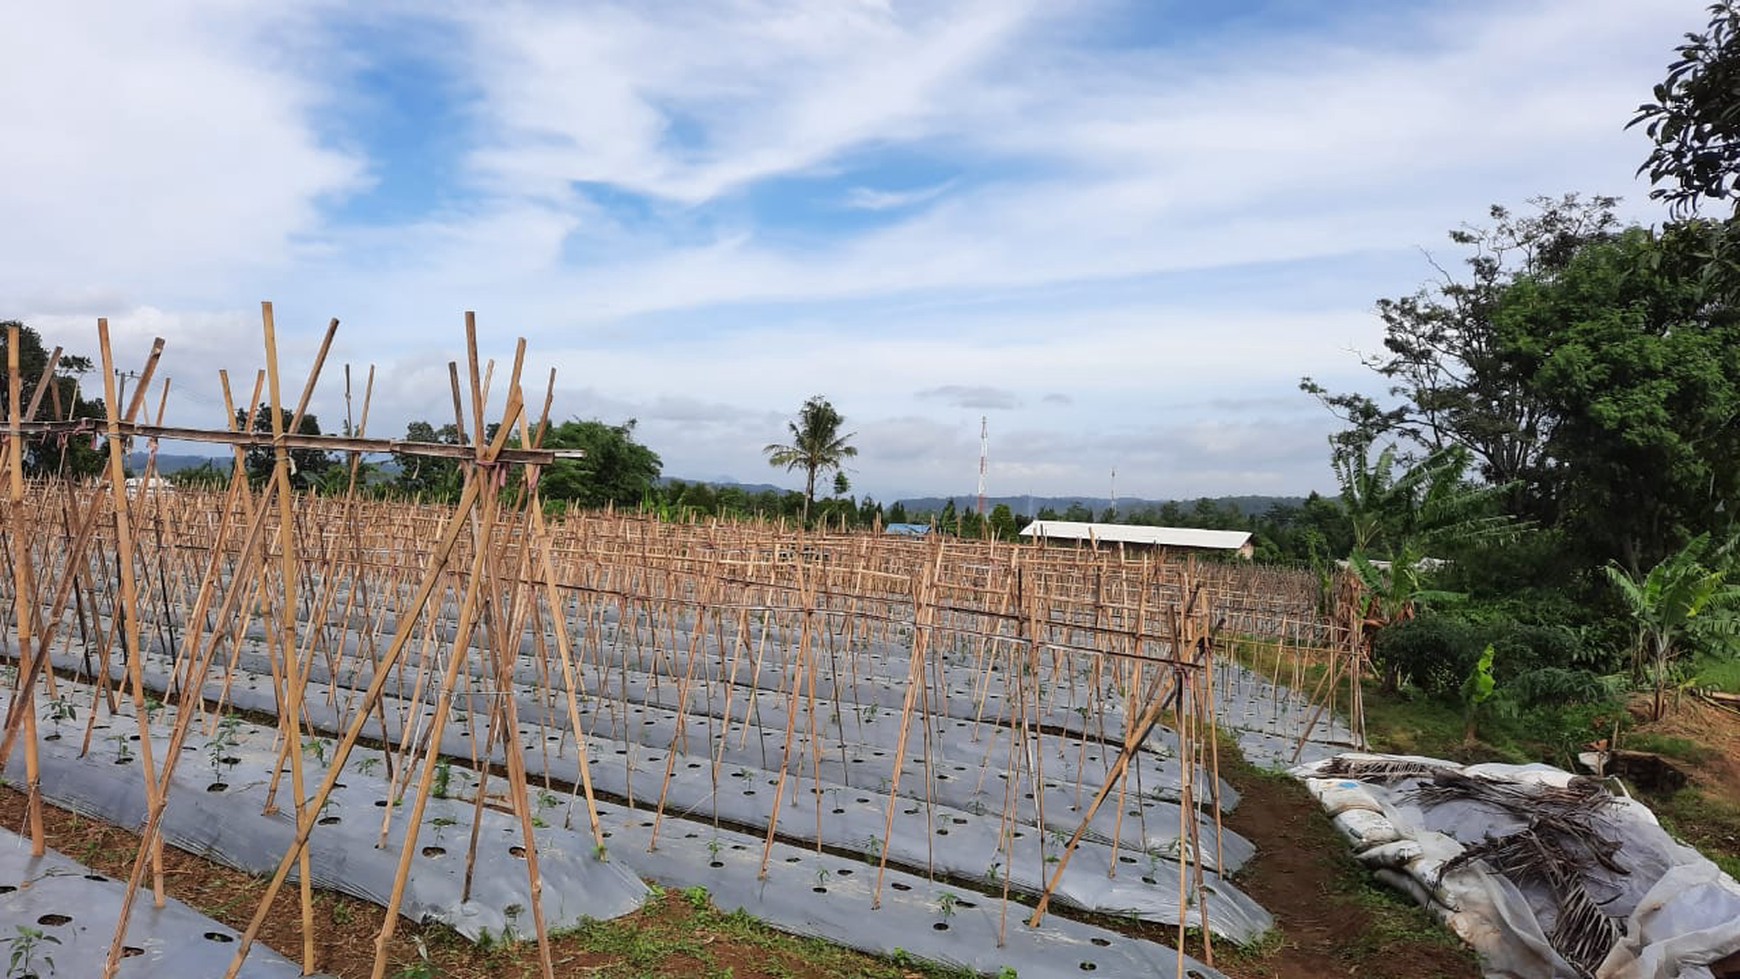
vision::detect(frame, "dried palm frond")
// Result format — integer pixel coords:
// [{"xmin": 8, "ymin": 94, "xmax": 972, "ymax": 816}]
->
[{"xmin": 1319, "ymin": 756, "xmax": 1446, "ymax": 783}]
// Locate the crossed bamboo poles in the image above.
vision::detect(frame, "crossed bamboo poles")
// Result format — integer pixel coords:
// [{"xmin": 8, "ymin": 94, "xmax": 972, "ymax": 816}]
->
[{"xmin": 0, "ymin": 308, "xmax": 1336, "ymax": 979}]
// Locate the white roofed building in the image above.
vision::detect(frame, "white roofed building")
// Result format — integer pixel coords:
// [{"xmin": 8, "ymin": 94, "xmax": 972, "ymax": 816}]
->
[{"xmin": 1018, "ymin": 520, "xmax": 1253, "ymax": 559}]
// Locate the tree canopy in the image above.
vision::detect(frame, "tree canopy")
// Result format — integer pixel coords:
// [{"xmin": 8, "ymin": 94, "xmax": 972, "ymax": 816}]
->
[
  {"xmin": 539, "ymin": 419, "xmax": 662, "ymax": 510},
  {"xmin": 0, "ymin": 322, "xmax": 107, "ymax": 478},
  {"xmin": 235, "ymin": 405, "xmax": 334, "ymax": 490},
  {"xmin": 1633, "ymin": 1, "xmax": 1740, "ymax": 216},
  {"xmin": 764, "ymin": 395, "xmax": 857, "ymax": 522},
  {"xmin": 392, "ymin": 420, "xmax": 466, "ymax": 501}
]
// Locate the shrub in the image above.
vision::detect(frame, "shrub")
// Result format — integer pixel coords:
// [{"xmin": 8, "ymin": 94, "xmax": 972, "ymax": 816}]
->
[
  {"xmin": 1503, "ymin": 667, "xmax": 1621, "ymax": 709},
  {"xmin": 1371, "ymin": 616, "xmax": 1482, "ymax": 696}
]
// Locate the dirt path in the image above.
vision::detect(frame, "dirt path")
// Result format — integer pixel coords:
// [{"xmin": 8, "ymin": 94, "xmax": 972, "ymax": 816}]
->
[{"xmin": 1207, "ymin": 763, "xmax": 1479, "ymax": 979}]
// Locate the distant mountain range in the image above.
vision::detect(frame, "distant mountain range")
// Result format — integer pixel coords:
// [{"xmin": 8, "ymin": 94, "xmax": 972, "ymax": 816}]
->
[
  {"xmin": 660, "ymin": 477, "xmax": 1307, "ymax": 518},
  {"xmin": 126, "ymin": 452, "xmax": 223, "ymax": 474},
  {"xmin": 658, "ymin": 476, "xmax": 788, "ymax": 495},
  {"xmin": 123, "ymin": 461, "xmax": 1307, "ymax": 518}
]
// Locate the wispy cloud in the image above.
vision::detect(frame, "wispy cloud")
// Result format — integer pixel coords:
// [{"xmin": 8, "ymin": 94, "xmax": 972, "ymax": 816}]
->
[
  {"xmin": 843, "ymin": 181, "xmax": 956, "ymax": 211},
  {"xmin": 916, "ymin": 385, "xmax": 1022, "ymax": 410},
  {"xmin": 0, "ymin": 0, "xmax": 1707, "ymax": 500}
]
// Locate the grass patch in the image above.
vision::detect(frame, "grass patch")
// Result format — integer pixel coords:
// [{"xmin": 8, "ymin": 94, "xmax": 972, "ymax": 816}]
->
[
  {"xmin": 1335, "ymin": 874, "xmax": 1465, "ymax": 961},
  {"xmin": 553, "ymin": 891, "xmax": 990, "ymax": 979},
  {"xmin": 1640, "ymin": 787, "xmax": 1740, "ymax": 879},
  {"xmin": 1623, "ymin": 733, "xmax": 1716, "ymax": 765},
  {"xmin": 1694, "ymin": 655, "xmax": 1740, "ymax": 694}
]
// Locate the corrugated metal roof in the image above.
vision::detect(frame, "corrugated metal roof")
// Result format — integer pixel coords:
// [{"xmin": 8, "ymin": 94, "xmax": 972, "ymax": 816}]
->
[
  {"xmin": 884, "ymin": 523, "xmax": 932, "ymax": 537},
  {"xmin": 1017, "ymin": 520, "xmax": 1251, "ymax": 550}
]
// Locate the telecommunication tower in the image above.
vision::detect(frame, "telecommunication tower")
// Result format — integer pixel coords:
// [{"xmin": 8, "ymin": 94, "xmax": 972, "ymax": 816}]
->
[{"xmin": 977, "ymin": 416, "xmax": 988, "ymax": 517}]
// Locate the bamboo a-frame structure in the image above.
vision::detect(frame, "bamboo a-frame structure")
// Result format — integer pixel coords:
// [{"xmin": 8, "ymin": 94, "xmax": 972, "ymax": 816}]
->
[{"xmin": 0, "ymin": 306, "xmax": 1344, "ymax": 979}]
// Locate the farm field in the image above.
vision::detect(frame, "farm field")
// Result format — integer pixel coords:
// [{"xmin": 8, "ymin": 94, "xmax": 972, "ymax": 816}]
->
[{"xmin": 0, "ymin": 379, "xmax": 1366, "ymax": 979}]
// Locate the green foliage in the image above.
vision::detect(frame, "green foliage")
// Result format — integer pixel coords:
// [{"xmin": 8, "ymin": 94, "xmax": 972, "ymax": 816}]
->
[
  {"xmin": 1304, "ymin": 195, "xmax": 1620, "ymax": 513},
  {"xmin": 208, "ymin": 714, "xmax": 243, "ymax": 782},
  {"xmin": 1633, "ymin": 1, "xmax": 1740, "ymax": 217},
  {"xmin": 1605, "ymin": 532, "xmax": 1740, "ymax": 718},
  {"xmin": 3, "ymin": 924, "xmax": 60, "ymax": 978},
  {"xmin": 1459, "ymin": 643, "xmax": 1498, "ymax": 742},
  {"xmin": 1371, "ymin": 616, "xmax": 1480, "ymax": 696},
  {"xmin": 1694, "ymin": 653, "xmax": 1740, "ymax": 692},
  {"xmin": 1498, "ymin": 223, "xmax": 1740, "ymax": 571},
  {"xmin": 393, "ymin": 420, "xmax": 466, "ymax": 502},
  {"xmin": 1502, "ymin": 667, "xmax": 1623, "ymax": 710},
  {"xmin": 168, "ymin": 460, "xmax": 232, "ymax": 490},
  {"xmin": 235, "ymin": 404, "xmax": 335, "ymax": 489},
  {"xmin": 1373, "ymin": 610, "xmax": 1615, "ymax": 709},
  {"xmin": 0, "ymin": 322, "xmax": 107, "ymax": 479},
  {"xmin": 43, "ymin": 696, "xmax": 74, "ymax": 732},
  {"xmin": 765, "ymin": 395, "xmax": 857, "ymax": 522},
  {"xmin": 539, "ymin": 418, "xmax": 663, "ymax": 510}
]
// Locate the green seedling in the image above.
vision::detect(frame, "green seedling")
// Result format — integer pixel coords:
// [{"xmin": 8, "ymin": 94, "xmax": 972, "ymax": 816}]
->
[
  {"xmin": 43, "ymin": 698, "xmax": 75, "ymax": 737},
  {"xmin": 3, "ymin": 925, "xmax": 60, "ymax": 978}
]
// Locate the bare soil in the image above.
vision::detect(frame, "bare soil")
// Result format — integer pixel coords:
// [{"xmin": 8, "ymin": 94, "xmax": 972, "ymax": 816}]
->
[{"xmin": 1204, "ymin": 763, "xmax": 1480, "ymax": 979}]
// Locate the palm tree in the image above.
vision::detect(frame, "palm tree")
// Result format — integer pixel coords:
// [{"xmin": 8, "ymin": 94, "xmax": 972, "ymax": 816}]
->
[{"xmin": 765, "ymin": 395, "xmax": 857, "ymax": 523}]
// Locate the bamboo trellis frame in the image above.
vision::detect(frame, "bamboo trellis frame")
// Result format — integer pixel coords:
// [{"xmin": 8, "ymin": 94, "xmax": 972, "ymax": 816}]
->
[{"xmin": 0, "ymin": 309, "xmax": 1348, "ymax": 978}]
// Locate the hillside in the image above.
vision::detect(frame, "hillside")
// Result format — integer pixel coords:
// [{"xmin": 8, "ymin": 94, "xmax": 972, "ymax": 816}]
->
[{"xmin": 893, "ymin": 494, "xmax": 1307, "ymax": 519}]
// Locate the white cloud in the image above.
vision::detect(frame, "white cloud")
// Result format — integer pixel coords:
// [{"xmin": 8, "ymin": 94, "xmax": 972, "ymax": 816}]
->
[
  {"xmin": 0, "ymin": 0, "xmax": 1712, "ymax": 502},
  {"xmin": 458, "ymin": 0, "xmax": 1039, "ymax": 204},
  {"xmin": 842, "ymin": 182, "xmax": 957, "ymax": 211},
  {"xmin": 0, "ymin": 2, "xmax": 364, "ymax": 309}
]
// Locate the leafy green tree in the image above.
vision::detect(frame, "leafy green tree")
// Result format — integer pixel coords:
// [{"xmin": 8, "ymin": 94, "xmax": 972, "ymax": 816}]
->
[
  {"xmin": 1633, "ymin": 1, "xmax": 1740, "ymax": 217},
  {"xmin": 235, "ymin": 405, "xmax": 333, "ymax": 490},
  {"xmin": 1494, "ymin": 222, "xmax": 1740, "ymax": 571},
  {"xmin": 886, "ymin": 501, "xmax": 909, "ymax": 524},
  {"xmin": 1604, "ymin": 533, "xmax": 1740, "ymax": 719},
  {"xmin": 1302, "ymin": 194, "xmax": 1620, "ymax": 520},
  {"xmin": 988, "ymin": 503, "xmax": 1018, "ymax": 540},
  {"xmin": 0, "ymin": 322, "xmax": 107, "ymax": 478},
  {"xmin": 764, "ymin": 395, "xmax": 857, "ymax": 522},
  {"xmin": 540, "ymin": 419, "xmax": 662, "ymax": 510},
  {"xmin": 1061, "ymin": 502, "xmax": 1092, "ymax": 522},
  {"xmin": 392, "ymin": 420, "xmax": 465, "ymax": 501}
]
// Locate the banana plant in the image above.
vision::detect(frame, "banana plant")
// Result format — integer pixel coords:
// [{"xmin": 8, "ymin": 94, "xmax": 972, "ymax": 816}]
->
[{"xmin": 1604, "ymin": 533, "xmax": 1740, "ymax": 720}]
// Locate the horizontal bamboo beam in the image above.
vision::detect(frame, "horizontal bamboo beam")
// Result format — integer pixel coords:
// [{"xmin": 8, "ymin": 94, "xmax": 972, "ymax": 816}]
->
[{"xmin": 5, "ymin": 420, "xmax": 581, "ymax": 464}]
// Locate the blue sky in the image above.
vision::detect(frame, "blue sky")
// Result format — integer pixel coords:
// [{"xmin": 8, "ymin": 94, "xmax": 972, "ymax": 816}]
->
[{"xmin": 0, "ymin": 0, "xmax": 1704, "ymax": 501}]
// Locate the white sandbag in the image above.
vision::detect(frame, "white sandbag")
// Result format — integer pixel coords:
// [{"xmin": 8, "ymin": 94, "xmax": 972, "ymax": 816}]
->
[
  {"xmin": 1332, "ymin": 808, "xmax": 1403, "ymax": 849},
  {"xmin": 1305, "ymin": 777, "xmax": 1385, "ymax": 816}
]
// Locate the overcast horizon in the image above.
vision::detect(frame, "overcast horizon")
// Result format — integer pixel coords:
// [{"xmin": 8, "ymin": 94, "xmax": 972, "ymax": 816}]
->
[{"xmin": 0, "ymin": 0, "xmax": 1701, "ymax": 502}]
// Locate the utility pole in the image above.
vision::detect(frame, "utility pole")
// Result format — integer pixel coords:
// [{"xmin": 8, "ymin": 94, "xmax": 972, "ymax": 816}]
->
[
  {"xmin": 115, "ymin": 369, "xmax": 143, "ymax": 412},
  {"xmin": 115, "ymin": 369, "xmax": 143, "ymax": 456}
]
